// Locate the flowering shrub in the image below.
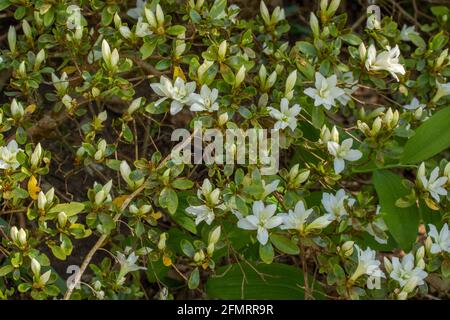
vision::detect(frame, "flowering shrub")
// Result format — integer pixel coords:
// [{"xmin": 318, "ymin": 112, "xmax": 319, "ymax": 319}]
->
[{"xmin": 0, "ymin": 0, "xmax": 449, "ymax": 300}]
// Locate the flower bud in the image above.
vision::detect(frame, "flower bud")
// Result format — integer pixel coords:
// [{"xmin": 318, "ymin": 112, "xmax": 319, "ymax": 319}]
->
[
  {"xmin": 95, "ymin": 189, "xmax": 106, "ymax": 205},
  {"xmin": 218, "ymin": 112, "xmax": 229, "ymax": 125},
  {"xmin": 194, "ymin": 249, "xmax": 205, "ymax": 262},
  {"xmin": 309, "ymin": 13, "xmax": 319, "ymax": 37},
  {"xmin": 326, "ymin": 0, "xmax": 341, "ymax": 17},
  {"xmin": 218, "ymin": 40, "xmax": 227, "ymax": 60},
  {"xmin": 359, "ymin": 43, "xmax": 367, "ymax": 61},
  {"xmin": 34, "ymin": 49, "xmax": 46, "ymax": 71},
  {"xmin": 22, "ymin": 20, "xmax": 32, "ymax": 39},
  {"xmin": 8, "ymin": 26, "xmax": 16, "ymax": 53},
  {"xmin": 285, "ymin": 70, "xmax": 297, "ymax": 100},
  {"xmin": 31, "ymin": 143, "xmax": 42, "ymax": 168},
  {"xmin": 114, "ymin": 13, "xmax": 122, "ymax": 29},
  {"xmin": 156, "ymin": 4, "xmax": 165, "ymax": 27},
  {"xmin": 267, "ymin": 71, "xmax": 277, "ymax": 89},
  {"xmin": 425, "ymin": 236, "xmax": 433, "ymax": 253},
  {"xmin": 157, "ymin": 233, "xmax": 167, "ymax": 250},
  {"xmin": 207, "ymin": 243, "xmax": 215, "ymax": 256},
  {"xmin": 331, "ymin": 126, "xmax": 339, "ymax": 143},
  {"xmin": 416, "ymin": 246, "xmax": 425, "ymax": 260},
  {"xmin": 10, "ymin": 226, "xmax": 18, "ymax": 242},
  {"xmin": 11, "ymin": 99, "xmax": 24, "ymax": 120},
  {"xmin": 435, "ymin": 49, "xmax": 448, "ymax": 69},
  {"xmin": 145, "ymin": 8, "xmax": 157, "ymax": 29},
  {"xmin": 372, "ymin": 117, "xmax": 382, "ymax": 135},
  {"xmin": 357, "ymin": 121, "xmax": 370, "ymax": 136},
  {"xmin": 58, "ymin": 211, "xmax": 68, "ymax": 227},
  {"xmin": 341, "ymin": 241, "xmax": 354, "ymax": 257},
  {"xmin": 260, "ymin": 1, "xmax": 270, "ymax": 25},
  {"xmin": 320, "ymin": 125, "xmax": 331, "ymax": 144},
  {"xmin": 31, "ymin": 258, "xmax": 41, "ymax": 276},
  {"xmin": 209, "ymin": 226, "xmax": 221, "ymax": 245},
  {"xmin": 38, "ymin": 191, "xmax": 47, "ymax": 210},
  {"xmin": 383, "ymin": 257, "xmax": 393, "ymax": 274},
  {"xmin": 18, "ymin": 61, "xmax": 26, "ymax": 78},
  {"xmin": 18, "ymin": 228, "xmax": 27, "ymax": 245},
  {"xmin": 46, "ymin": 188, "xmax": 55, "ymax": 204}
]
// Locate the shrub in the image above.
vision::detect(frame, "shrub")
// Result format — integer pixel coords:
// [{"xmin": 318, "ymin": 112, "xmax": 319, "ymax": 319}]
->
[{"xmin": 0, "ymin": 0, "xmax": 449, "ymax": 300}]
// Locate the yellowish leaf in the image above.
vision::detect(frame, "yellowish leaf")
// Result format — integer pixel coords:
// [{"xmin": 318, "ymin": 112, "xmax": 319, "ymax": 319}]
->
[
  {"xmin": 112, "ymin": 195, "xmax": 129, "ymax": 207},
  {"xmin": 173, "ymin": 66, "xmax": 186, "ymax": 81},
  {"xmin": 28, "ymin": 176, "xmax": 41, "ymax": 200},
  {"xmin": 162, "ymin": 255, "xmax": 172, "ymax": 266},
  {"xmin": 151, "ymin": 211, "xmax": 162, "ymax": 220}
]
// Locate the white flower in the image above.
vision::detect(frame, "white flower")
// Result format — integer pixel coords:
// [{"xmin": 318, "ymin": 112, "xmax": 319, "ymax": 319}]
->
[
  {"xmin": 261, "ymin": 179, "xmax": 279, "ymax": 198},
  {"xmin": 267, "ymin": 98, "xmax": 301, "ymax": 130},
  {"xmin": 116, "ymin": 250, "xmax": 146, "ymax": 285},
  {"xmin": 187, "ymin": 178, "xmax": 224, "ymax": 225},
  {"xmin": 417, "ymin": 163, "xmax": 448, "ymax": 202},
  {"xmin": 0, "ymin": 140, "xmax": 22, "ymax": 170},
  {"xmin": 400, "ymin": 25, "xmax": 419, "ymax": 42},
  {"xmin": 304, "ymin": 72, "xmax": 345, "ymax": 110},
  {"xmin": 403, "ymin": 97, "xmax": 426, "ymax": 110},
  {"xmin": 365, "ymin": 206, "xmax": 389, "ymax": 244},
  {"xmin": 189, "ymin": 84, "xmax": 219, "ymax": 112},
  {"xmin": 350, "ymin": 245, "xmax": 384, "ymax": 282},
  {"xmin": 186, "ymin": 205, "xmax": 215, "ymax": 225},
  {"xmin": 150, "ymin": 76, "xmax": 196, "ymax": 115},
  {"xmin": 432, "ymin": 80, "xmax": 450, "ymax": 103},
  {"xmin": 135, "ymin": 18, "xmax": 152, "ymax": 37},
  {"xmin": 237, "ymin": 201, "xmax": 282, "ymax": 245},
  {"xmin": 321, "ymin": 189, "xmax": 354, "ymax": 222},
  {"xmin": 427, "ymin": 223, "xmax": 450, "ymax": 254},
  {"xmin": 327, "ymin": 138, "xmax": 362, "ymax": 174},
  {"xmin": 279, "ymin": 200, "xmax": 332, "ymax": 234},
  {"xmin": 365, "ymin": 44, "xmax": 405, "ymax": 82},
  {"xmin": 389, "ymin": 253, "xmax": 428, "ymax": 287},
  {"xmin": 127, "ymin": 0, "xmax": 146, "ymax": 19}
]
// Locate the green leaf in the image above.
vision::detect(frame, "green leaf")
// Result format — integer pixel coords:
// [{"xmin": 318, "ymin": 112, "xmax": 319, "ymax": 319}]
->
[
  {"xmin": 401, "ymin": 107, "xmax": 450, "ymax": 164},
  {"xmin": 50, "ymin": 244, "xmax": 67, "ymax": 260},
  {"xmin": 209, "ymin": 0, "xmax": 227, "ymax": 20},
  {"xmin": 48, "ymin": 202, "xmax": 84, "ymax": 216},
  {"xmin": 311, "ymin": 106, "xmax": 325, "ymax": 128},
  {"xmin": 372, "ymin": 170, "xmax": 419, "ymax": 250},
  {"xmin": 171, "ymin": 178, "xmax": 194, "ymax": 190},
  {"xmin": 340, "ymin": 33, "xmax": 362, "ymax": 46},
  {"xmin": 0, "ymin": 264, "xmax": 14, "ymax": 276},
  {"xmin": 188, "ymin": 267, "xmax": 200, "ymax": 289},
  {"xmin": 0, "ymin": 0, "xmax": 11, "ymax": 11},
  {"xmin": 270, "ymin": 234, "xmax": 300, "ymax": 255},
  {"xmin": 140, "ymin": 41, "xmax": 157, "ymax": 60},
  {"xmin": 205, "ymin": 262, "xmax": 325, "ymax": 299},
  {"xmin": 180, "ymin": 239, "xmax": 195, "ymax": 257},
  {"xmin": 159, "ymin": 187, "xmax": 178, "ymax": 214},
  {"xmin": 166, "ymin": 25, "xmax": 186, "ymax": 36},
  {"xmin": 259, "ymin": 242, "xmax": 274, "ymax": 264},
  {"xmin": 155, "ymin": 59, "xmax": 171, "ymax": 71}
]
